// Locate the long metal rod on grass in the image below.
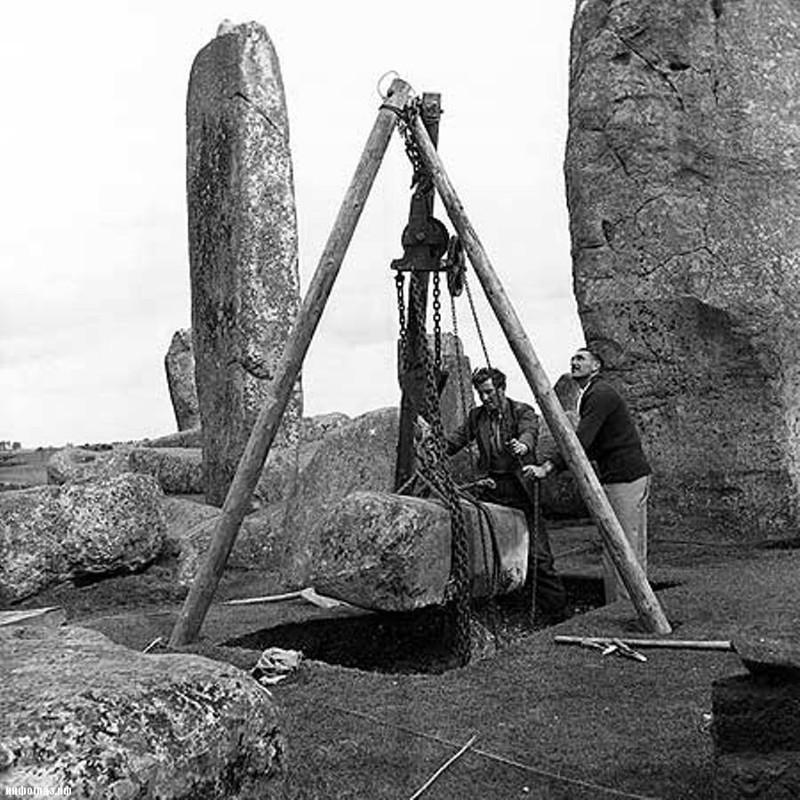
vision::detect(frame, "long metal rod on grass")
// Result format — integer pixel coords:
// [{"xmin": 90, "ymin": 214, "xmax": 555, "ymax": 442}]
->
[{"xmin": 555, "ymin": 635, "xmax": 733, "ymax": 651}]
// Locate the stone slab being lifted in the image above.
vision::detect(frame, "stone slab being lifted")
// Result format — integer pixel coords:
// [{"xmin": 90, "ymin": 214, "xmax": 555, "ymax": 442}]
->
[{"xmin": 310, "ymin": 490, "xmax": 528, "ymax": 612}]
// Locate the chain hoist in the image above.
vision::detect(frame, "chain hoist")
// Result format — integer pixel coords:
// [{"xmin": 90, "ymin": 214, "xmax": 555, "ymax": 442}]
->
[{"xmin": 390, "ymin": 93, "xmax": 475, "ymax": 665}]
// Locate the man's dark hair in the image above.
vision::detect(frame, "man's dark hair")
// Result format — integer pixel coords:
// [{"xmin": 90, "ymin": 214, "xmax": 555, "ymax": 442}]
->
[
  {"xmin": 578, "ymin": 346, "xmax": 604, "ymax": 370},
  {"xmin": 471, "ymin": 366, "xmax": 506, "ymax": 390}
]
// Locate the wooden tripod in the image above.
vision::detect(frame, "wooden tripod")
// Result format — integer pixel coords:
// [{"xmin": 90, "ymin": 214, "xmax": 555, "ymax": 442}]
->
[{"xmin": 169, "ymin": 77, "xmax": 671, "ymax": 647}]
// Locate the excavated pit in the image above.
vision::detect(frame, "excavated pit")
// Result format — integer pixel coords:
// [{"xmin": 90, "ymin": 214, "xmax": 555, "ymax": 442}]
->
[{"xmin": 223, "ymin": 576, "xmax": 678, "ymax": 674}]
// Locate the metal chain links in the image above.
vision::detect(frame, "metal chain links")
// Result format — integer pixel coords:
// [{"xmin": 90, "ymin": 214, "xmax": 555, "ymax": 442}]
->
[
  {"xmin": 395, "ymin": 272, "xmax": 408, "ymax": 372},
  {"xmin": 391, "ymin": 95, "xmax": 471, "ymax": 664},
  {"xmin": 395, "ymin": 98, "xmax": 426, "ymax": 188},
  {"xmin": 409, "ymin": 276, "xmax": 472, "ymax": 666},
  {"xmin": 464, "ymin": 274, "xmax": 492, "ymax": 370},
  {"xmin": 432, "ymin": 271, "xmax": 442, "ymax": 372}
]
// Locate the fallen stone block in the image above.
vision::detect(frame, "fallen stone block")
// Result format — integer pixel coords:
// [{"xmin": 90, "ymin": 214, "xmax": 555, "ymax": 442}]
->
[
  {"xmin": 141, "ymin": 427, "xmax": 203, "ymax": 449},
  {"xmin": 285, "ymin": 407, "xmax": 399, "ymax": 584},
  {"xmin": 128, "ymin": 447, "xmax": 205, "ymax": 495},
  {"xmin": 46, "ymin": 445, "xmax": 133, "ymax": 485},
  {"xmin": 735, "ymin": 636, "xmax": 800, "ymax": 681},
  {"xmin": 0, "ymin": 475, "xmax": 165, "ymax": 603},
  {"xmin": 310, "ymin": 490, "xmax": 528, "ymax": 612},
  {"xmin": 162, "ymin": 497, "xmax": 286, "ymax": 586},
  {"xmin": 0, "ymin": 625, "xmax": 285, "ymax": 797}
]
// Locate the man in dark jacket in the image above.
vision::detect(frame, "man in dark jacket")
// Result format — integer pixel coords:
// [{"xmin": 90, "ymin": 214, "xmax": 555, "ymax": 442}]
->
[
  {"xmin": 528, "ymin": 348, "xmax": 651, "ymax": 603},
  {"xmin": 446, "ymin": 366, "xmax": 566, "ymax": 621}
]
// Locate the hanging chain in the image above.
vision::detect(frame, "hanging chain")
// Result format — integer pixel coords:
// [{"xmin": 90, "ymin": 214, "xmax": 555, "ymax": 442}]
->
[
  {"xmin": 392, "ymin": 94, "xmax": 471, "ymax": 665},
  {"xmin": 464, "ymin": 274, "xmax": 492, "ymax": 369},
  {"xmin": 410, "ymin": 276, "xmax": 472, "ymax": 666},
  {"xmin": 395, "ymin": 272, "xmax": 408, "ymax": 372},
  {"xmin": 432, "ymin": 271, "xmax": 442, "ymax": 372},
  {"xmin": 395, "ymin": 98, "xmax": 426, "ymax": 188}
]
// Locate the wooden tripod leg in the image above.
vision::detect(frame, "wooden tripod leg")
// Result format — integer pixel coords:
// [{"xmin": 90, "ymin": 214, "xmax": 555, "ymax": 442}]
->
[
  {"xmin": 169, "ymin": 78, "xmax": 413, "ymax": 647},
  {"xmin": 409, "ymin": 113, "xmax": 671, "ymax": 636}
]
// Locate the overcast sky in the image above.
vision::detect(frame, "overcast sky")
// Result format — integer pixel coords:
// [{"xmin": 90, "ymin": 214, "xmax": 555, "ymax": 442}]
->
[{"xmin": 0, "ymin": 1, "xmax": 582, "ymax": 448}]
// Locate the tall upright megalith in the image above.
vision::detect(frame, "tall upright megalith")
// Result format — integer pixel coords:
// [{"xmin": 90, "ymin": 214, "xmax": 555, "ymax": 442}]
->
[
  {"xmin": 565, "ymin": 0, "xmax": 800, "ymax": 540},
  {"xmin": 187, "ymin": 21, "xmax": 302, "ymax": 506}
]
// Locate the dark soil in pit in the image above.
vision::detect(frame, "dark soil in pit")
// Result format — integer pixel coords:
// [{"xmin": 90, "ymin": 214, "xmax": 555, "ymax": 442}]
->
[{"xmin": 223, "ymin": 575, "xmax": 612, "ymax": 674}]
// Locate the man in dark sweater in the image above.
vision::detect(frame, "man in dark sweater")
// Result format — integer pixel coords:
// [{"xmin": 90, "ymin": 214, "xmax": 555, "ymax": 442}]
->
[
  {"xmin": 527, "ymin": 348, "xmax": 651, "ymax": 603},
  {"xmin": 446, "ymin": 367, "xmax": 567, "ymax": 621}
]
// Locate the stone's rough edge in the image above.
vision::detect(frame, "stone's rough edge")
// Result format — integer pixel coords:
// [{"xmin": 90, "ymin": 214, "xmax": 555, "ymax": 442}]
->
[
  {"xmin": 565, "ymin": 0, "xmax": 800, "ymax": 540},
  {"xmin": 1, "ymin": 625, "xmax": 287, "ymax": 796},
  {"xmin": 0, "ymin": 474, "xmax": 166, "ymax": 604},
  {"xmin": 187, "ymin": 20, "xmax": 302, "ymax": 506}
]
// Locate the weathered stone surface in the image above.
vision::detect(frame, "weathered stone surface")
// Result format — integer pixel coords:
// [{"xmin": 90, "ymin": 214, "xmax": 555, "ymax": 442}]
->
[
  {"xmin": 162, "ymin": 497, "xmax": 285, "ymax": 586},
  {"xmin": 0, "ymin": 625, "xmax": 285, "ymax": 797},
  {"xmin": 712, "ymin": 673, "xmax": 800, "ymax": 755},
  {"xmin": 299, "ymin": 413, "xmax": 351, "ymax": 443},
  {"xmin": 310, "ymin": 490, "xmax": 528, "ymax": 611},
  {"xmin": 164, "ymin": 329, "xmax": 200, "ymax": 432},
  {"xmin": 46, "ymin": 445, "xmax": 132, "ymax": 485},
  {"xmin": 284, "ymin": 408, "xmax": 399, "ymax": 584},
  {"xmin": 714, "ymin": 751, "xmax": 800, "ymax": 800},
  {"xmin": 566, "ymin": 0, "xmax": 800, "ymax": 540},
  {"xmin": 0, "ymin": 475, "xmax": 165, "ymax": 603},
  {"xmin": 438, "ymin": 332, "xmax": 476, "ymax": 486},
  {"xmin": 553, "ymin": 372, "xmax": 580, "ymax": 412},
  {"xmin": 188, "ymin": 21, "xmax": 302, "ymax": 507},
  {"xmin": 254, "ymin": 444, "xmax": 300, "ymax": 509},
  {"xmin": 128, "ymin": 447, "xmax": 205, "ymax": 495},
  {"xmin": 734, "ymin": 636, "xmax": 800, "ymax": 680},
  {"xmin": 141, "ymin": 426, "xmax": 204, "ymax": 449}
]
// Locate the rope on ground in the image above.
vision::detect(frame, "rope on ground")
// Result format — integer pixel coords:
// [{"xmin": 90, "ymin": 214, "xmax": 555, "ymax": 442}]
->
[
  {"xmin": 324, "ymin": 702, "xmax": 661, "ymax": 800},
  {"xmin": 407, "ymin": 733, "xmax": 479, "ymax": 800}
]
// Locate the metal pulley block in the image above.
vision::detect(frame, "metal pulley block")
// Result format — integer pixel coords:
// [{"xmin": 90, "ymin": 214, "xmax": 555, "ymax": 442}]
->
[
  {"xmin": 390, "ymin": 190, "xmax": 450, "ymax": 273},
  {"xmin": 444, "ymin": 235, "xmax": 466, "ymax": 296}
]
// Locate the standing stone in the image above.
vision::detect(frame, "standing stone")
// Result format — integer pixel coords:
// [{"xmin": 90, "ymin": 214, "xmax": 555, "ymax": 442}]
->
[
  {"xmin": 437, "ymin": 332, "xmax": 474, "ymax": 434},
  {"xmin": 187, "ymin": 21, "xmax": 302, "ymax": 506},
  {"xmin": 437, "ymin": 332, "xmax": 475, "ymax": 486},
  {"xmin": 566, "ymin": 0, "xmax": 800, "ymax": 540},
  {"xmin": 164, "ymin": 329, "xmax": 200, "ymax": 432}
]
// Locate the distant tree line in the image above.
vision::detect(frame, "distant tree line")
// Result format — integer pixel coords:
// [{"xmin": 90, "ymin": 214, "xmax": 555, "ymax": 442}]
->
[{"xmin": 0, "ymin": 441, "xmax": 22, "ymax": 451}]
